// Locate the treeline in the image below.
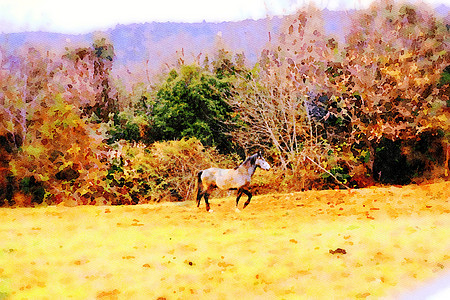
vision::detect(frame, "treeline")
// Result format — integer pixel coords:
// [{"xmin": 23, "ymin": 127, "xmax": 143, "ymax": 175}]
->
[{"xmin": 0, "ymin": 0, "xmax": 449, "ymax": 206}]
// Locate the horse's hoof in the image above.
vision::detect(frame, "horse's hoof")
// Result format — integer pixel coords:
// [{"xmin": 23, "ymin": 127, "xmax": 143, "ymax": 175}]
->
[
  {"xmin": 208, "ymin": 209, "xmax": 214, "ymax": 213},
  {"xmin": 235, "ymin": 208, "xmax": 241, "ymax": 213}
]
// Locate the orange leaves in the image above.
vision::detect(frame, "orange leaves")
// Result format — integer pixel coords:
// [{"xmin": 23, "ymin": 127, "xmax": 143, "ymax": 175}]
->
[
  {"xmin": 131, "ymin": 219, "xmax": 144, "ymax": 226},
  {"xmin": 332, "ymin": 2, "xmax": 449, "ymax": 144},
  {"xmin": 248, "ymin": 3, "xmax": 446, "ymax": 187},
  {"xmin": 329, "ymin": 248, "xmax": 347, "ymax": 255},
  {"xmin": 0, "ymin": 42, "xmax": 121, "ymax": 206},
  {"xmin": 6, "ymin": 94, "xmax": 111, "ymax": 205},
  {"xmin": 97, "ymin": 289, "xmax": 120, "ymax": 298},
  {"xmin": 73, "ymin": 259, "xmax": 89, "ymax": 266}
]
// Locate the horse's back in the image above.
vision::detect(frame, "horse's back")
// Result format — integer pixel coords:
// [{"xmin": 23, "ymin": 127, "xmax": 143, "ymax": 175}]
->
[
  {"xmin": 200, "ymin": 167, "xmax": 249, "ymax": 190},
  {"xmin": 199, "ymin": 167, "xmax": 220, "ymax": 186},
  {"xmin": 201, "ymin": 167, "xmax": 228, "ymax": 183}
]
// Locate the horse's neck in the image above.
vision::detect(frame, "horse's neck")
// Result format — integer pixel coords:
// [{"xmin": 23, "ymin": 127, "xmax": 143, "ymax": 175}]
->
[{"xmin": 236, "ymin": 161, "xmax": 257, "ymax": 177}]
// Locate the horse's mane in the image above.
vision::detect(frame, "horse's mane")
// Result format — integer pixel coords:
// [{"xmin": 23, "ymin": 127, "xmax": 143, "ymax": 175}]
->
[{"xmin": 234, "ymin": 152, "xmax": 259, "ymax": 170}]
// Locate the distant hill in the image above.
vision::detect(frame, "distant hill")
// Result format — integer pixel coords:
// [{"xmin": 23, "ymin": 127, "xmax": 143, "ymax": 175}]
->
[
  {"xmin": 0, "ymin": 6, "xmax": 448, "ymax": 79},
  {"xmin": 108, "ymin": 17, "xmax": 285, "ymax": 69},
  {"xmin": 0, "ymin": 12, "xmax": 353, "ymax": 68},
  {"xmin": 0, "ymin": 18, "xmax": 286, "ymax": 71}
]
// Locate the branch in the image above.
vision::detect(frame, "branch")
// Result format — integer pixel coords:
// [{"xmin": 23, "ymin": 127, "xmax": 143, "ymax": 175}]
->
[{"xmin": 302, "ymin": 154, "xmax": 350, "ymax": 190}]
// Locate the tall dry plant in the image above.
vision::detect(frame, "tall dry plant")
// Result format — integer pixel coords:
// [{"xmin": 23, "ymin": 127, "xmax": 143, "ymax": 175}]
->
[
  {"xmin": 230, "ymin": 6, "xmax": 346, "ymax": 188},
  {"xmin": 231, "ymin": 1, "xmax": 449, "ymax": 186}
]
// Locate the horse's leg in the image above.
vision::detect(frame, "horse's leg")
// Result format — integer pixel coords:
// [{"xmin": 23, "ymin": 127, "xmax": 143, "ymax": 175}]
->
[
  {"xmin": 236, "ymin": 188, "xmax": 244, "ymax": 207},
  {"xmin": 204, "ymin": 193, "xmax": 211, "ymax": 212},
  {"xmin": 196, "ymin": 193, "xmax": 203, "ymax": 207},
  {"xmin": 242, "ymin": 189, "xmax": 253, "ymax": 209},
  {"xmin": 196, "ymin": 190, "xmax": 204, "ymax": 207},
  {"xmin": 196, "ymin": 171, "xmax": 204, "ymax": 207}
]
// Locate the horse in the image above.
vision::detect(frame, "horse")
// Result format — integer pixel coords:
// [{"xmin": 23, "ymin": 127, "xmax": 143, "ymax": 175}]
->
[{"xmin": 196, "ymin": 151, "xmax": 270, "ymax": 212}]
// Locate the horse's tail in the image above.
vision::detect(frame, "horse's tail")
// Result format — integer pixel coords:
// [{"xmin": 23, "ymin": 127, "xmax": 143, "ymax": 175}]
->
[{"xmin": 196, "ymin": 171, "xmax": 203, "ymax": 205}]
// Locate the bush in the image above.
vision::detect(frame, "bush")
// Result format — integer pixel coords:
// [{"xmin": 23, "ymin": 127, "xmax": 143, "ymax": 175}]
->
[
  {"xmin": 106, "ymin": 138, "xmax": 235, "ymax": 203},
  {"xmin": 107, "ymin": 111, "xmax": 150, "ymax": 144}
]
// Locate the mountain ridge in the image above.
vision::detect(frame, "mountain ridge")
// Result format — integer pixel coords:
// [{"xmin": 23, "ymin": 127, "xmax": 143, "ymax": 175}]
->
[{"xmin": 0, "ymin": 6, "xmax": 448, "ymax": 74}]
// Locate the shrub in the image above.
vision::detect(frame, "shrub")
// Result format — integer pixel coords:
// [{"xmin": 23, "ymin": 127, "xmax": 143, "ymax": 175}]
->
[{"xmin": 106, "ymin": 138, "xmax": 235, "ymax": 203}]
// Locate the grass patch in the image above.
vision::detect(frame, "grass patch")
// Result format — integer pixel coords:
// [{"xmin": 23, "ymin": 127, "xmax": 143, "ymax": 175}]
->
[{"xmin": 0, "ymin": 181, "xmax": 449, "ymax": 298}]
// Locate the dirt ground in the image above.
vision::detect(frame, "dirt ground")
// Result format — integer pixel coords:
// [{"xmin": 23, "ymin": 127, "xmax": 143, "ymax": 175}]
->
[{"xmin": 0, "ymin": 181, "xmax": 449, "ymax": 299}]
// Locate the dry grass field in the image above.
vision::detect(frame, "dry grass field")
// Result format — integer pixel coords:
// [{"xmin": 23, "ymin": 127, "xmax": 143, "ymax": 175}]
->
[{"xmin": 1, "ymin": 181, "xmax": 449, "ymax": 299}]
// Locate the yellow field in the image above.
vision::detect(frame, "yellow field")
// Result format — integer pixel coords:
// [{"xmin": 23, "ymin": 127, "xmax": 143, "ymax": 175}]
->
[{"xmin": 1, "ymin": 181, "xmax": 449, "ymax": 299}]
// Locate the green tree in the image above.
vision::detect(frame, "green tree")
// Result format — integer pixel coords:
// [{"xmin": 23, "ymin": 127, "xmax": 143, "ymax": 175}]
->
[{"xmin": 152, "ymin": 64, "xmax": 237, "ymax": 153}]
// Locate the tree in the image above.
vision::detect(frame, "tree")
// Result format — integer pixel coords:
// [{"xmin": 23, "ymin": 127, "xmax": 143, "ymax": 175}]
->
[
  {"xmin": 62, "ymin": 37, "xmax": 118, "ymax": 122},
  {"xmin": 229, "ymin": 7, "xmax": 354, "ymax": 189},
  {"xmin": 231, "ymin": 1, "xmax": 449, "ymax": 186},
  {"xmin": 0, "ymin": 44, "xmax": 114, "ymax": 206},
  {"xmin": 152, "ymin": 64, "xmax": 237, "ymax": 153},
  {"xmin": 336, "ymin": 1, "xmax": 448, "ymax": 139},
  {"xmin": 333, "ymin": 1, "xmax": 449, "ymax": 181}
]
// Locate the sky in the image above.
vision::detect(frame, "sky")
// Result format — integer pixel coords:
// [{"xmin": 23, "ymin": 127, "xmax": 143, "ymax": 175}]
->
[{"xmin": 0, "ymin": 0, "xmax": 447, "ymax": 34}]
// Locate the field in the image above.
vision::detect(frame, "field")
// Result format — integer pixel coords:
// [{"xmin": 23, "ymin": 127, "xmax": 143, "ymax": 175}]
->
[{"xmin": 1, "ymin": 181, "xmax": 449, "ymax": 299}]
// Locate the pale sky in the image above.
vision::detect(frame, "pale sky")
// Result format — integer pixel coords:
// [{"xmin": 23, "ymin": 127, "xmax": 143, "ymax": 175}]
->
[{"xmin": 0, "ymin": 0, "xmax": 446, "ymax": 34}]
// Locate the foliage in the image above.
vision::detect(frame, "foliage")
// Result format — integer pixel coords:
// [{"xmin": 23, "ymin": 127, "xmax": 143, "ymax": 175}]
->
[
  {"xmin": 62, "ymin": 37, "xmax": 119, "ymax": 121},
  {"xmin": 152, "ymin": 64, "xmax": 238, "ymax": 153},
  {"xmin": 230, "ymin": 7, "xmax": 352, "ymax": 189},
  {"xmin": 106, "ymin": 138, "xmax": 233, "ymax": 203},
  {"xmin": 338, "ymin": 1, "xmax": 449, "ymax": 142},
  {"xmin": 211, "ymin": 48, "xmax": 248, "ymax": 79},
  {"xmin": 335, "ymin": 1, "xmax": 449, "ymax": 183},
  {"xmin": 0, "ymin": 44, "xmax": 112, "ymax": 206},
  {"xmin": 231, "ymin": 1, "xmax": 449, "ymax": 187},
  {"xmin": 107, "ymin": 109, "xmax": 150, "ymax": 144}
]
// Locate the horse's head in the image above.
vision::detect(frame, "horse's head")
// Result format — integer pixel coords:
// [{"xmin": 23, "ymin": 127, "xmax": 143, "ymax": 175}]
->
[{"xmin": 255, "ymin": 151, "xmax": 270, "ymax": 170}]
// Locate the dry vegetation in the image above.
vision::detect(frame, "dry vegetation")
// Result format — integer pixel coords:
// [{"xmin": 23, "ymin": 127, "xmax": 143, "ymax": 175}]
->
[{"xmin": 1, "ymin": 180, "xmax": 449, "ymax": 299}]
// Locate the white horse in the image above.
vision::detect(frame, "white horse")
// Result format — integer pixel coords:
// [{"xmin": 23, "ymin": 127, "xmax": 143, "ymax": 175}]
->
[{"xmin": 196, "ymin": 151, "xmax": 270, "ymax": 211}]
